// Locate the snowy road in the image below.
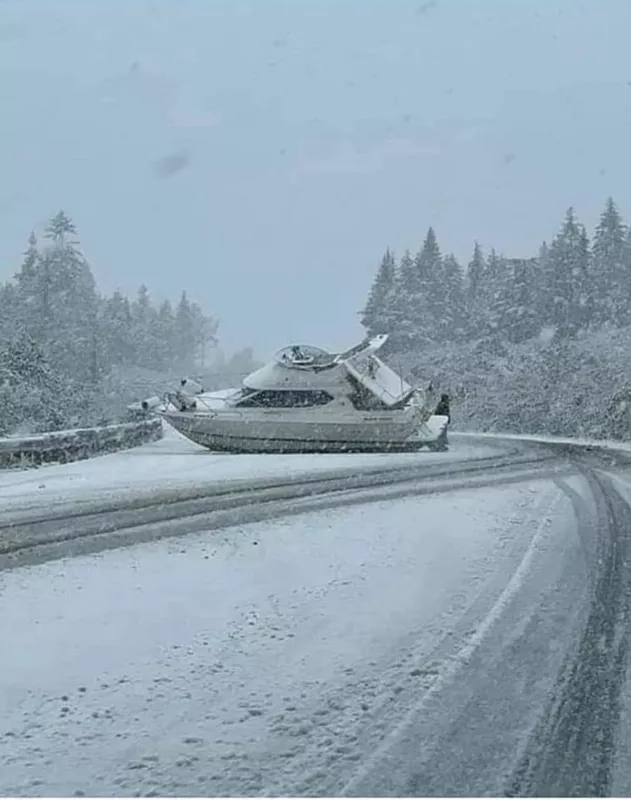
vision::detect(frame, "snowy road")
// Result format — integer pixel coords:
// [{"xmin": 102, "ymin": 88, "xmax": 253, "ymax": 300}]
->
[
  {"xmin": 1, "ymin": 437, "xmax": 631, "ymax": 795},
  {"xmin": 0, "ymin": 429, "xmax": 554, "ymax": 570},
  {"xmin": 0, "ymin": 424, "xmax": 499, "ymax": 515}
]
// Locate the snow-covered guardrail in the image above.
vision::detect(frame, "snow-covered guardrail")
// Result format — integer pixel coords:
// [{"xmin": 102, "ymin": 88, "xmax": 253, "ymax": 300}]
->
[{"xmin": 0, "ymin": 418, "xmax": 163, "ymax": 469}]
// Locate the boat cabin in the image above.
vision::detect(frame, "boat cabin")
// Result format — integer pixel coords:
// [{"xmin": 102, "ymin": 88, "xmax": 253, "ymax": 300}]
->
[{"xmin": 229, "ymin": 336, "xmax": 415, "ymax": 413}]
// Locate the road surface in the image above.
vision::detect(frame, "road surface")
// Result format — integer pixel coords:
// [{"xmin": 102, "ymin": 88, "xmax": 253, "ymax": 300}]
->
[{"xmin": 1, "ymin": 433, "xmax": 631, "ymax": 796}]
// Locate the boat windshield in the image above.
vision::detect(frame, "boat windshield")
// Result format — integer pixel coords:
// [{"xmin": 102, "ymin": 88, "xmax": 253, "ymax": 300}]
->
[
  {"xmin": 235, "ymin": 389, "xmax": 334, "ymax": 408},
  {"xmin": 274, "ymin": 344, "xmax": 335, "ymax": 368}
]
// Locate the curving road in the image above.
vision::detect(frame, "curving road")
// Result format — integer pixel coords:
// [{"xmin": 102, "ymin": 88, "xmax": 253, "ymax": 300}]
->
[{"xmin": 1, "ymin": 435, "xmax": 631, "ymax": 796}]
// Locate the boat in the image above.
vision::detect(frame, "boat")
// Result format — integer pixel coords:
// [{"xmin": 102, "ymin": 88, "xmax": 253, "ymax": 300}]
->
[{"xmin": 148, "ymin": 334, "xmax": 449, "ymax": 454}]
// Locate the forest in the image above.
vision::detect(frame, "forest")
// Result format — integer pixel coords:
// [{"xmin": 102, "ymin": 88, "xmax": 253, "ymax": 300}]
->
[
  {"xmin": 3, "ymin": 198, "xmax": 631, "ymax": 440},
  {"xmin": 0, "ymin": 211, "xmax": 256, "ymax": 434},
  {"xmin": 360, "ymin": 198, "xmax": 631, "ymax": 439}
]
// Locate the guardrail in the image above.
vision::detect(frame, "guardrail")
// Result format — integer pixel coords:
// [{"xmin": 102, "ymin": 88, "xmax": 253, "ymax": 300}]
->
[{"xmin": 0, "ymin": 418, "xmax": 163, "ymax": 469}]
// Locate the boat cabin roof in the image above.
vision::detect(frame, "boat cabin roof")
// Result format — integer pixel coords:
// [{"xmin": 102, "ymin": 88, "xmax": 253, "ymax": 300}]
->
[{"xmin": 274, "ymin": 344, "xmax": 336, "ymax": 368}]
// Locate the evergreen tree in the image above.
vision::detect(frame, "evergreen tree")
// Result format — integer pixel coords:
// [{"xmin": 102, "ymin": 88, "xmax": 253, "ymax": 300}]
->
[
  {"xmin": 102, "ymin": 290, "xmax": 133, "ymax": 366},
  {"xmin": 625, "ymin": 225, "xmax": 631, "ymax": 275},
  {"xmin": 134, "ymin": 283, "xmax": 152, "ymax": 323},
  {"xmin": 174, "ymin": 291, "xmax": 197, "ymax": 369},
  {"xmin": 0, "ymin": 334, "xmax": 65, "ymax": 433},
  {"xmin": 576, "ymin": 224, "xmax": 592, "ymax": 328},
  {"xmin": 38, "ymin": 211, "xmax": 99, "ymax": 379},
  {"xmin": 14, "ymin": 233, "xmax": 41, "ymax": 338},
  {"xmin": 13, "ymin": 230, "xmax": 48, "ymax": 339},
  {"xmin": 547, "ymin": 208, "xmax": 591, "ymax": 335},
  {"xmin": 466, "ymin": 242, "xmax": 486, "ymax": 308},
  {"xmin": 189, "ymin": 301, "xmax": 218, "ymax": 368},
  {"xmin": 157, "ymin": 299, "xmax": 176, "ymax": 370},
  {"xmin": 481, "ymin": 249, "xmax": 513, "ymax": 336},
  {"xmin": 409, "ymin": 227, "xmax": 443, "ymax": 342},
  {"xmin": 45, "ymin": 210, "xmax": 77, "ymax": 242},
  {"xmin": 391, "ymin": 249, "xmax": 416, "ymax": 343},
  {"xmin": 360, "ymin": 249, "xmax": 397, "ymax": 336},
  {"xmin": 416, "ymin": 226, "xmax": 442, "ymax": 309},
  {"xmin": 0, "ymin": 281, "xmax": 21, "ymax": 342},
  {"xmin": 14, "ymin": 232, "xmax": 39, "ymax": 298},
  {"xmin": 9, "ymin": 214, "xmax": 98, "ymax": 379},
  {"xmin": 131, "ymin": 284, "xmax": 161, "ymax": 368},
  {"xmin": 440, "ymin": 254, "xmax": 466, "ymax": 341},
  {"xmin": 502, "ymin": 258, "xmax": 542, "ymax": 343},
  {"xmin": 0, "ymin": 210, "xmax": 220, "ymax": 432},
  {"xmin": 591, "ymin": 197, "xmax": 628, "ymax": 326},
  {"xmin": 465, "ymin": 241, "xmax": 485, "ymax": 334},
  {"xmin": 537, "ymin": 240, "xmax": 552, "ymax": 326}
]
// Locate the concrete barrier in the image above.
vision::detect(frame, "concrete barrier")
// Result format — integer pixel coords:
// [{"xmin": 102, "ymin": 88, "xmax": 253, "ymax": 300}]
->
[{"xmin": 0, "ymin": 418, "xmax": 163, "ymax": 469}]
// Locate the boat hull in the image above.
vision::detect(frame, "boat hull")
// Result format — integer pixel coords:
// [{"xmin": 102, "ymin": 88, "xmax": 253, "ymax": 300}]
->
[{"xmin": 162, "ymin": 409, "xmax": 448, "ymax": 454}]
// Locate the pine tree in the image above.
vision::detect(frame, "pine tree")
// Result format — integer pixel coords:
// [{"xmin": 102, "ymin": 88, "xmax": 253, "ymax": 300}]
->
[
  {"xmin": 537, "ymin": 240, "xmax": 552, "ymax": 327},
  {"xmin": 466, "ymin": 241, "xmax": 485, "ymax": 300},
  {"xmin": 131, "ymin": 284, "xmax": 161, "ymax": 368},
  {"xmin": 157, "ymin": 299, "xmax": 176, "ymax": 370},
  {"xmin": 0, "ymin": 334, "xmax": 65, "ymax": 433},
  {"xmin": 464, "ymin": 241, "xmax": 486, "ymax": 337},
  {"xmin": 102, "ymin": 290, "xmax": 133, "ymax": 366},
  {"xmin": 481, "ymin": 249, "xmax": 513, "ymax": 336},
  {"xmin": 13, "ymin": 231, "xmax": 47, "ymax": 338},
  {"xmin": 391, "ymin": 249, "xmax": 416, "ymax": 344},
  {"xmin": 45, "ymin": 210, "xmax": 77, "ymax": 243},
  {"xmin": 502, "ymin": 258, "xmax": 542, "ymax": 343},
  {"xmin": 189, "ymin": 301, "xmax": 218, "ymax": 368},
  {"xmin": 37, "ymin": 211, "xmax": 98, "ymax": 380},
  {"xmin": 14, "ymin": 232, "xmax": 39, "ymax": 294},
  {"xmin": 175, "ymin": 291, "xmax": 197, "ymax": 369},
  {"xmin": 547, "ymin": 208, "xmax": 591, "ymax": 336},
  {"xmin": 3, "ymin": 334, "xmax": 48, "ymax": 385},
  {"xmin": 360, "ymin": 249, "xmax": 397, "ymax": 337},
  {"xmin": 10, "ymin": 214, "xmax": 98, "ymax": 379},
  {"xmin": 624, "ymin": 226, "xmax": 631, "ymax": 316},
  {"xmin": 576, "ymin": 224, "xmax": 592, "ymax": 328},
  {"xmin": 135, "ymin": 283, "xmax": 151, "ymax": 317},
  {"xmin": 440, "ymin": 254, "xmax": 466, "ymax": 341},
  {"xmin": 591, "ymin": 197, "xmax": 628, "ymax": 326},
  {"xmin": 411, "ymin": 227, "xmax": 443, "ymax": 342},
  {"xmin": 0, "ymin": 281, "xmax": 22, "ymax": 342}
]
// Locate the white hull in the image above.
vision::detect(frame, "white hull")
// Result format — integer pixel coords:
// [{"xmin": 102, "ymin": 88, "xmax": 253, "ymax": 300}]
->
[{"xmin": 162, "ymin": 408, "xmax": 448, "ymax": 454}]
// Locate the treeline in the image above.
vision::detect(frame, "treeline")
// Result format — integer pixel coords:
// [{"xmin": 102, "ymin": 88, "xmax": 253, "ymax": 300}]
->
[
  {"xmin": 0, "ymin": 211, "xmax": 217, "ymax": 434},
  {"xmin": 361, "ymin": 197, "xmax": 630, "ymax": 347}
]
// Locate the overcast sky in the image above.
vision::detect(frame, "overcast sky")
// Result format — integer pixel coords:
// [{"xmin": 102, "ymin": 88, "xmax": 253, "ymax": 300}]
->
[{"xmin": 2, "ymin": 0, "xmax": 631, "ymax": 355}]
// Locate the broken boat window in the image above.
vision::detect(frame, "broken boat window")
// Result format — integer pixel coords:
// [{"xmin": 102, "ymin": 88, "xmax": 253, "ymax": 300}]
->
[{"xmin": 346, "ymin": 374, "xmax": 389, "ymax": 411}]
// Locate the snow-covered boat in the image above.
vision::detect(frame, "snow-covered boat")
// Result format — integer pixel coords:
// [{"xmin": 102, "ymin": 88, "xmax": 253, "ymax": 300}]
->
[{"xmin": 149, "ymin": 335, "xmax": 449, "ymax": 453}]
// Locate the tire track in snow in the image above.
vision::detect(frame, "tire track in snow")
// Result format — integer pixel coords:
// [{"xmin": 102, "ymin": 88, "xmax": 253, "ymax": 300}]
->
[
  {"xmin": 507, "ymin": 468, "xmax": 631, "ymax": 797},
  {"xmin": 339, "ymin": 488, "xmax": 566, "ymax": 797},
  {"xmin": 0, "ymin": 447, "xmax": 565, "ymax": 571}
]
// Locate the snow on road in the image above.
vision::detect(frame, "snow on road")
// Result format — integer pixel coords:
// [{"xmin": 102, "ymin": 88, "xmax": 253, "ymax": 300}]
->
[
  {"xmin": 0, "ymin": 478, "xmax": 570, "ymax": 797},
  {"xmin": 0, "ymin": 423, "xmax": 501, "ymax": 513}
]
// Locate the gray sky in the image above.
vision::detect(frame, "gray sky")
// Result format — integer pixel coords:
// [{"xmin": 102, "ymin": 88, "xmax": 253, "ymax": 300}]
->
[{"xmin": 2, "ymin": 0, "xmax": 631, "ymax": 355}]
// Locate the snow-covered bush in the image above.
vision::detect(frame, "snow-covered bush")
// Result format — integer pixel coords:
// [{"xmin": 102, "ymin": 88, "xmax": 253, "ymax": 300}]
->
[{"xmin": 396, "ymin": 326, "xmax": 631, "ymax": 440}]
